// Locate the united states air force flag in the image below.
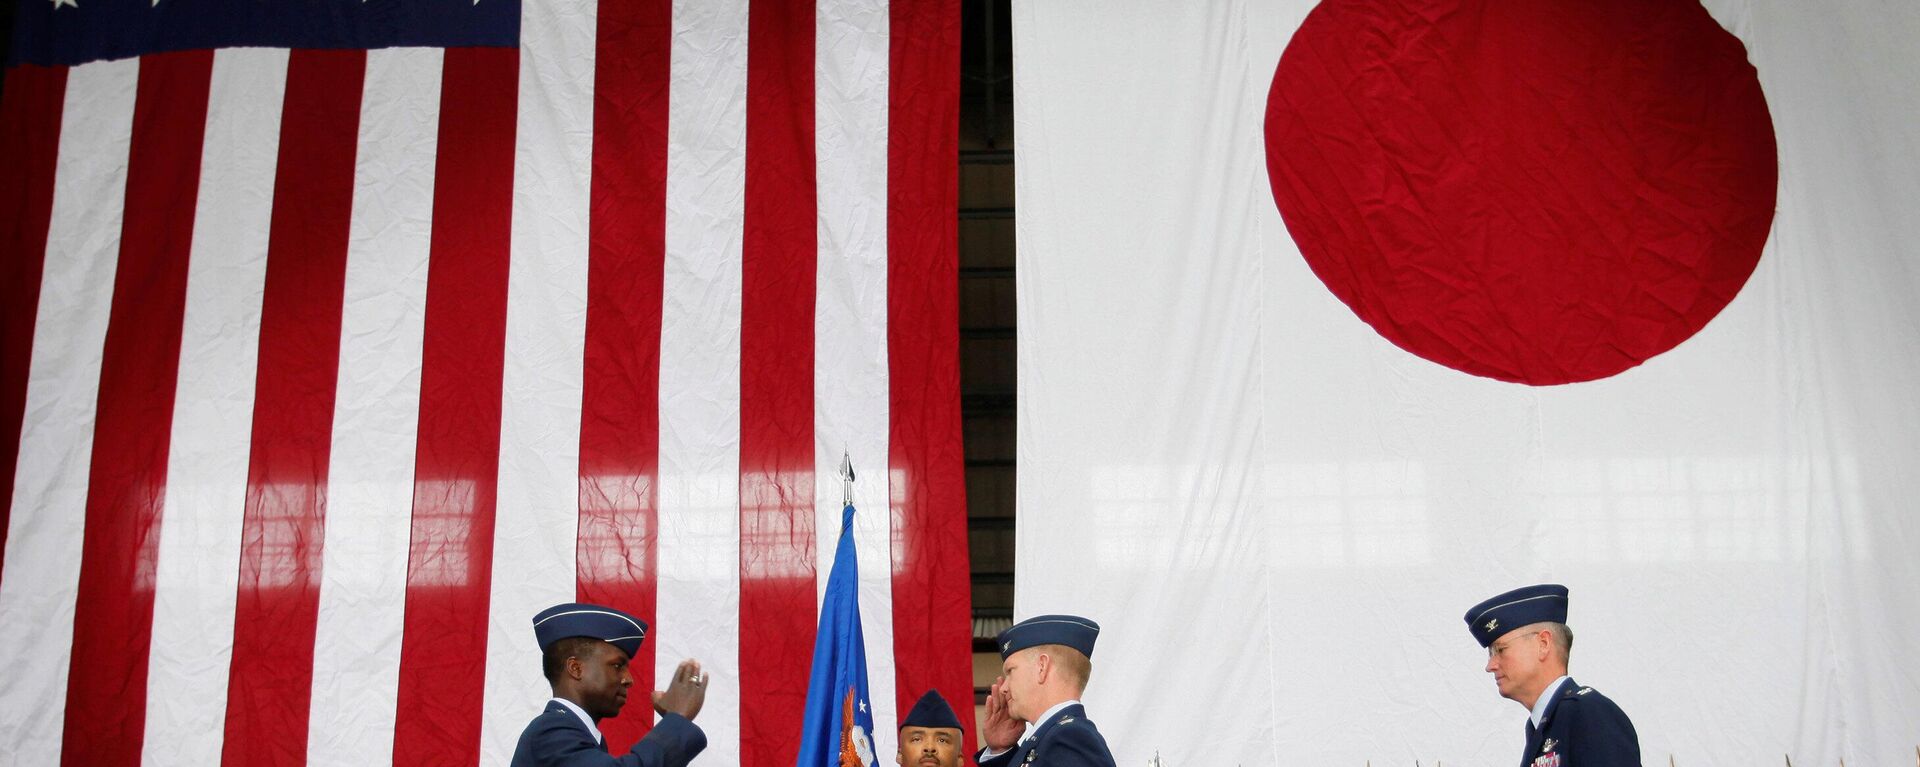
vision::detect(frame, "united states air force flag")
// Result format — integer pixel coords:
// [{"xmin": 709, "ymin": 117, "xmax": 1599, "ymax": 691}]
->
[{"xmin": 797, "ymin": 502, "xmax": 877, "ymax": 767}]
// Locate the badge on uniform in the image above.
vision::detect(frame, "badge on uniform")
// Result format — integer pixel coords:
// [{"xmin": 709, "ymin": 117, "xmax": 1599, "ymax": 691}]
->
[
  {"xmin": 1023, "ymin": 749, "xmax": 1038, "ymax": 764},
  {"xmin": 1532, "ymin": 738, "xmax": 1561, "ymax": 767}
]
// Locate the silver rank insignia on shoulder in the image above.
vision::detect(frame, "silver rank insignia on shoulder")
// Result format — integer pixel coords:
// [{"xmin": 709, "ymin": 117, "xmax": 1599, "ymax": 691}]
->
[
  {"xmin": 1542, "ymin": 738, "xmax": 1556, "ymax": 753},
  {"xmin": 1577, "ymin": 687, "xmax": 1593, "ymax": 695},
  {"xmin": 1060, "ymin": 716, "xmax": 1075, "ymax": 725}
]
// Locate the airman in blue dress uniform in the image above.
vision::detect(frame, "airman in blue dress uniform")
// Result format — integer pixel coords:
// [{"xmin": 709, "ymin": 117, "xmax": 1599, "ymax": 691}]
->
[
  {"xmin": 510, "ymin": 602, "xmax": 708, "ymax": 767},
  {"xmin": 898, "ymin": 689, "xmax": 968, "ymax": 767},
  {"xmin": 1466, "ymin": 585, "xmax": 1641, "ymax": 767},
  {"xmin": 976, "ymin": 615, "xmax": 1116, "ymax": 767}
]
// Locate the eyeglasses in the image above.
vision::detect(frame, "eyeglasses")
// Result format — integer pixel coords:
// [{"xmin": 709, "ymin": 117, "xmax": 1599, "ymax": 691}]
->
[{"xmin": 1486, "ymin": 629, "xmax": 1551, "ymax": 657}]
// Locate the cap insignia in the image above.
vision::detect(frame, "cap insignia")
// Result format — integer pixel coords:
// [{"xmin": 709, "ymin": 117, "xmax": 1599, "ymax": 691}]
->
[{"xmin": 1484, "ymin": 618, "xmax": 1498, "ymax": 632}]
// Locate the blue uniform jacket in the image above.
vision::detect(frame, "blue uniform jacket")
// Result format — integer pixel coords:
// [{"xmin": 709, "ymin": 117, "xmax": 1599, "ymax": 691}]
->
[
  {"xmin": 1521, "ymin": 679, "xmax": 1640, "ymax": 767},
  {"xmin": 509, "ymin": 700, "xmax": 706, "ymax": 767},
  {"xmin": 977, "ymin": 703, "xmax": 1115, "ymax": 767}
]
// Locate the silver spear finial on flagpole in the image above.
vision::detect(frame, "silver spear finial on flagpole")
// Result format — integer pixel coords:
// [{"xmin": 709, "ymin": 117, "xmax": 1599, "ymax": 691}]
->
[{"xmin": 840, "ymin": 449, "xmax": 855, "ymax": 508}]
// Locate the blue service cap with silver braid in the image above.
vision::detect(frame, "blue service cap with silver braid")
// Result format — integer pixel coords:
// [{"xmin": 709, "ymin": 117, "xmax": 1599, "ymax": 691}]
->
[
  {"xmin": 532, "ymin": 602, "xmax": 648, "ymax": 659},
  {"xmin": 996, "ymin": 614, "xmax": 1099, "ymax": 659},
  {"xmin": 1464, "ymin": 584, "xmax": 1569, "ymax": 648}
]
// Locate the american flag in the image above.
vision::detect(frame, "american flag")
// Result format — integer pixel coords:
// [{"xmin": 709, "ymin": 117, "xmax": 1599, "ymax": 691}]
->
[{"xmin": 0, "ymin": 1, "xmax": 973, "ymax": 765}]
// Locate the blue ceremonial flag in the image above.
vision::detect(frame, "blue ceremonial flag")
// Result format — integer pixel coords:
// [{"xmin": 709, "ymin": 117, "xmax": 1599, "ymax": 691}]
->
[{"xmin": 796, "ymin": 503, "xmax": 877, "ymax": 767}]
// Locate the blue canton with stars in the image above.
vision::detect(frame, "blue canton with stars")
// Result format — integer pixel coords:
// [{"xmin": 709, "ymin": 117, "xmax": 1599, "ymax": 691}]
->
[{"xmin": 9, "ymin": 0, "xmax": 519, "ymax": 68}]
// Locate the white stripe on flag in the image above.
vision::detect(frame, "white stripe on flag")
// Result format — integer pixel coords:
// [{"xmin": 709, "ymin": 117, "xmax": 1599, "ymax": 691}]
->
[
  {"xmin": 479, "ymin": 0, "xmax": 597, "ymax": 760},
  {"xmin": 140, "ymin": 46, "xmax": 287, "ymax": 767},
  {"xmin": 0, "ymin": 58, "xmax": 138, "ymax": 765},
  {"xmin": 658, "ymin": 0, "xmax": 749, "ymax": 761},
  {"xmin": 304, "ymin": 46, "xmax": 440, "ymax": 767},
  {"xmin": 813, "ymin": 0, "xmax": 898, "ymax": 742}
]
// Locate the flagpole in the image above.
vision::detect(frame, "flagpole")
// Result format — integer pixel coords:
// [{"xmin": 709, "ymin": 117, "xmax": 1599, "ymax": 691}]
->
[
  {"xmin": 798, "ymin": 448, "xmax": 875, "ymax": 767},
  {"xmin": 840, "ymin": 449, "xmax": 855, "ymax": 507}
]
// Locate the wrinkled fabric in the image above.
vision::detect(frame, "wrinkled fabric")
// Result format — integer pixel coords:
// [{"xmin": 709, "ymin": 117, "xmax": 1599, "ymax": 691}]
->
[
  {"xmin": 1265, "ymin": 0, "xmax": 1778, "ymax": 385},
  {"xmin": 1015, "ymin": 0, "xmax": 1920, "ymax": 763},
  {"xmin": 0, "ymin": 1, "xmax": 970, "ymax": 765}
]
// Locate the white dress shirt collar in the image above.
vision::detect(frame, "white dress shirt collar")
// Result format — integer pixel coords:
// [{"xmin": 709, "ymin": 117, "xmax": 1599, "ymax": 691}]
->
[
  {"xmin": 1530, "ymin": 675, "xmax": 1571, "ymax": 729},
  {"xmin": 1020, "ymin": 699, "xmax": 1082, "ymax": 746},
  {"xmin": 551, "ymin": 697, "xmax": 603, "ymax": 744}
]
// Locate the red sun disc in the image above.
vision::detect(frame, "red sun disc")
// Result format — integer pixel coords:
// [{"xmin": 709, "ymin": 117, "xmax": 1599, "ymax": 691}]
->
[{"xmin": 1265, "ymin": 0, "xmax": 1778, "ymax": 385}]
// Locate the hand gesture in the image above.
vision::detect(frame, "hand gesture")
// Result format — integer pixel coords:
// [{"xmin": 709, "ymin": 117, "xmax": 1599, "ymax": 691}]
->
[
  {"xmin": 652, "ymin": 659, "xmax": 707, "ymax": 721},
  {"xmin": 981, "ymin": 675, "xmax": 1023, "ymax": 751}
]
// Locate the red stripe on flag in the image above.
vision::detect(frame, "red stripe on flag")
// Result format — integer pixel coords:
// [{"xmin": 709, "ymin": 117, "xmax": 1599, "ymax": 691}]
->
[
  {"xmin": 60, "ymin": 50, "xmax": 213, "ymax": 767},
  {"xmin": 885, "ymin": 0, "xmax": 975, "ymax": 755},
  {"xmin": 580, "ymin": 0, "xmax": 671, "ymax": 752},
  {"xmin": 220, "ymin": 49, "xmax": 365, "ymax": 767},
  {"xmin": 740, "ymin": 0, "xmax": 818, "ymax": 763},
  {"xmin": 390, "ymin": 46, "xmax": 518, "ymax": 767},
  {"xmin": 0, "ymin": 64, "xmax": 68, "ymax": 592}
]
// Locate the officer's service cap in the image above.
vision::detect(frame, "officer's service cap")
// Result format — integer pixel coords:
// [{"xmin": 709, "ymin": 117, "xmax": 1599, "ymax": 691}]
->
[
  {"xmin": 996, "ymin": 614, "xmax": 1099, "ymax": 659},
  {"xmin": 533, "ymin": 602, "xmax": 648, "ymax": 659},
  {"xmin": 900, "ymin": 689, "xmax": 964, "ymax": 731},
  {"xmin": 1463, "ymin": 584, "xmax": 1569, "ymax": 648}
]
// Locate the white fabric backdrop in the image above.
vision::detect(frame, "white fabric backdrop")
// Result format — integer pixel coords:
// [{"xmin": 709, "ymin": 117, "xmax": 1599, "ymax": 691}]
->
[{"xmin": 1013, "ymin": 1, "xmax": 1920, "ymax": 764}]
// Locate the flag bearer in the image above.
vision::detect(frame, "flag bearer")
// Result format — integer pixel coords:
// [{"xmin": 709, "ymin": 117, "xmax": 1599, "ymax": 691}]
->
[{"xmin": 898, "ymin": 689, "xmax": 967, "ymax": 767}]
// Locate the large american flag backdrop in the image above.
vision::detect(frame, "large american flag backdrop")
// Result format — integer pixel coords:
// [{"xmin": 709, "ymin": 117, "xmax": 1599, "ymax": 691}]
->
[{"xmin": 0, "ymin": 1, "xmax": 973, "ymax": 765}]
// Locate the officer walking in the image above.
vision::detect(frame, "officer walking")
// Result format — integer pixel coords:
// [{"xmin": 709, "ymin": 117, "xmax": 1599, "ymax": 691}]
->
[{"xmin": 1466, "ymin": 584, "xmax": 1641, "ymax": 767}]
